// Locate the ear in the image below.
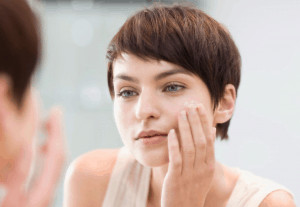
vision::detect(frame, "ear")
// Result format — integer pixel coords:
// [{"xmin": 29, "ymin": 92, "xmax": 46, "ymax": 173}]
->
[{"xmin": 213, "ymin": 84, "xmax": 236, "ymax": 125}]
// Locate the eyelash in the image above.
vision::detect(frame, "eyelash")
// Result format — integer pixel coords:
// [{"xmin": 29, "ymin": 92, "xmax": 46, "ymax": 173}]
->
[{"xmin": 116, "ymin": 83, "xmax": 185, "ymax": 99}]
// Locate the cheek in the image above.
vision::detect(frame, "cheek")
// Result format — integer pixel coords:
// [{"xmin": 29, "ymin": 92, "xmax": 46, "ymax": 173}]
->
[
  {"xmin": 22, "ymin": 89, "xmax": 39, "ymax": 142},
  {"xmin": 113, "ymin": 102, "xmax": 132, "ymax": 136},
  {"xmin": 162, "ymin": 98, "xmax": 186, "ymax": 128},
  {"xmin": 165, "ymin": 95, "xmax": 195, "ymax": 113},
  {"xmin": 0, "ymin": 136, "xmax": 22, "ymax": 161},
  {"xmin": 0, "ymin": 90, "xmax": 39, "ymax": 161},
  {"xmin": 113, "ymin": 102, "xmax": 124, "ymax": 125},
  {"xmin": 166, "ymin": 94, "xmax": 214, "ymax": 125}
]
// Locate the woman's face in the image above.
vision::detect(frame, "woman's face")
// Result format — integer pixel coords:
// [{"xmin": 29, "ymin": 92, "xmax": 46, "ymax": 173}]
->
[{"xmin": 113, "ymin": 54, "xmax": 215, "ymax": 167}]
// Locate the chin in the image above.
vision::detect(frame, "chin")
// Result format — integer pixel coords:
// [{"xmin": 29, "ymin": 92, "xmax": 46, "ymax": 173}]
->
[{"xmin": 133, "ymin": 144, "xmax": 169, "ymax": 167}]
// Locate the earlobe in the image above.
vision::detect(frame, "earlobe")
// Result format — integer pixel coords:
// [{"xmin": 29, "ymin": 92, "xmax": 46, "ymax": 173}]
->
[{"xmin": 213, "ymin": 84, "xmax": 236, "ymax": 124}]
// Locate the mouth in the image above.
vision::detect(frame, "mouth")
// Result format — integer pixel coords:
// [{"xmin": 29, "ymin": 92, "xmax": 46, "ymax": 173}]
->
[
  {"xmin": 136, "ymin": 133, "xmax": 168, "ymax": 146},
  {"xmin": 136, "ymin": 134, "xmax": 168, "ymax": 140},
  {"xmin": 139, "ymin": 134, "xmax": 168, "ymax": 139},
  {"xmin": 136, "ymin": 130, "xmax": 168, "ymax": 140}
]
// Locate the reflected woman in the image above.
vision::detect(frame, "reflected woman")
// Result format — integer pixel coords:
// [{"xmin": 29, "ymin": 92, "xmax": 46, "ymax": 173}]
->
[
  {"xmin": 0, "ymin": 0, "xmax": 65, "ymax": 206},
  {"xmin": 64, "ymin": 4, "xmax": 295, "ymax": 207}
]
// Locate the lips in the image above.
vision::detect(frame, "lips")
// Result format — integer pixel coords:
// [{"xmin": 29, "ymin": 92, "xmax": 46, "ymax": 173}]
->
[{"xmin": 136, "ymin": 130, "xmax": 168, "ymax": 140}]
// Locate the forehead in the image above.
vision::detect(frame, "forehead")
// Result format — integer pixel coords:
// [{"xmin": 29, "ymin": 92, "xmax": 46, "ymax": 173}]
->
[{"xmin": 113, "ymin": 53, "xmax": 193, "ymax": 78}]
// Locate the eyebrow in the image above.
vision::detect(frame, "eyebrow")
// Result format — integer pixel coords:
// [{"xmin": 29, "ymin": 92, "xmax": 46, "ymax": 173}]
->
[{"xmin": 113, "ymin": 68, "xmax": 192, "ymax": 83}]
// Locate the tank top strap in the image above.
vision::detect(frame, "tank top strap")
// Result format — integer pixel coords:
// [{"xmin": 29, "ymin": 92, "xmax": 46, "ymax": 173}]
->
[
  {"xmin": 102, "ymin": 147, "xmax": 151, "ymax": 207},
  {"xmin": 226, "ymin": 168, "xmax": 294, "ymax": 207}
]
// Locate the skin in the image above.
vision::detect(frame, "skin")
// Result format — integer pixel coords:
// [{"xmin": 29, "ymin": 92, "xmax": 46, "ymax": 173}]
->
[
  {"xmin": 64, "ymin": 54, "xmax": 295, "ymax": 207},
  {"xmin": 0, "ymin": 77, "xmax": 38, "ymax": 168},
  {"xmin": 112, "ymin": 54, "xmax": 236, "ymax": 206},
  {"xmin": 0, "ymin": 75, "xmax": 66, "ymax": 207}
]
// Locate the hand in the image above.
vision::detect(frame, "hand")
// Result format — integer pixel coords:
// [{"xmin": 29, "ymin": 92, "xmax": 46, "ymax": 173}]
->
[
  {"xmin": 2, "ymin": 107, "xmax": 66, "ymax": 207},
  {"xmin": 161, "ymin": 103, "xmax": 216, "ymax": 207}
]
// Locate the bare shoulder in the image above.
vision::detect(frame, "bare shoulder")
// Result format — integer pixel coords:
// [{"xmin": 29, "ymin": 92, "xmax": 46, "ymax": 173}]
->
[
  {"xmin": 259, "ymin": 190, "xmax": 296, "ymax": 207},
  {"xmin": 63, "ymin": 148, "xmax": 120, "ymax": 207}
]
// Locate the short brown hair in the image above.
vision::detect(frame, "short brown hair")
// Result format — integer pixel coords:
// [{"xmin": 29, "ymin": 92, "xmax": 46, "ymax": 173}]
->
[
  {"xmin": 106, "ymin": 4, "xmax": 241, "ymax": 140},
  {"xmin": 0, "ymin": 0, "xmax": 40, "ymax": 106}
]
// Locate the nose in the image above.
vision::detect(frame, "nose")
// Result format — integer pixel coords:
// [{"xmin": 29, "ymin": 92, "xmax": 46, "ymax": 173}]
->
[{"xmin": 135, "ymin": 90, "xmax": 160, "ymax": 122}]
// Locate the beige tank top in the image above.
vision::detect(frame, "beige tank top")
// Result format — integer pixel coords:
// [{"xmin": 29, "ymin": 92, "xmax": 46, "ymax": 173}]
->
[{"xmin": 102, "ymin": 147, "xmax": 293, "ymax": 207}]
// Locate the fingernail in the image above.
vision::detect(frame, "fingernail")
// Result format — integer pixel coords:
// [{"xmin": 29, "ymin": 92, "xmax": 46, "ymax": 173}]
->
[{"xmin": 169, "ymin": 129, "xmax": 175, "ymax": 137}]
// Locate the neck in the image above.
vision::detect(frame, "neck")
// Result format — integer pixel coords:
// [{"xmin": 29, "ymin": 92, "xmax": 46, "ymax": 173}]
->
[
  {"xmin": 147, "ymin": 161, "xmax": 236, "ymax": 207},
  {"xmin": 147, "ymin": 162, "xmax": 168, "ymax": 206}
]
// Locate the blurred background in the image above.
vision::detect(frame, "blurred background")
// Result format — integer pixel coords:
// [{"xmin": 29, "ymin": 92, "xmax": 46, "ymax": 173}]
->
[{"xmin": 31, "ymin": 0, "xmax": 299, "ymax": 205}]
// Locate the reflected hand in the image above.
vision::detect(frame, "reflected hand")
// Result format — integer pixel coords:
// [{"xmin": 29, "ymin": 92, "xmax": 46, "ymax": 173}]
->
[
  {"xmin": 161, "ymin": 103, "xmax": 216, "ymax": 207},
  {"xmin": 2, "ymin": 107, "xmax": 66, "ymax": 207}
]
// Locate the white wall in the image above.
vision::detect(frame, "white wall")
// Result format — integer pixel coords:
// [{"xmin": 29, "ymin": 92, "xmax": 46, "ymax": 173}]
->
[
  {"xmin": 36, "ymin": 1, "xmax": 299, "ymax": 205},
  {"xmin": 209, "ymin": 0, "xmax": 300, "ymax": 204}
]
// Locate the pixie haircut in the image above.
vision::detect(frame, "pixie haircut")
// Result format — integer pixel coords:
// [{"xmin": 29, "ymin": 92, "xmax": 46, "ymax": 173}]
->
[
  {"xmin": 106, "ymin": 4, "xmax": 241, "ymax": 140},
  {"xmin": 0, "ymin": 0, "xmax": 40, "ymax": 106}
]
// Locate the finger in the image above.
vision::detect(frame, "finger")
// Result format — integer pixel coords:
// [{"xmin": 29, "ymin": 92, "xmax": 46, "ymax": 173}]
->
[
  {"xmin": 38, "ymin": 107, "xmax": 65, "ymax": 166},
  {"xmin": 27, "ymin": 107, "xmax": 66, "ymax": 206},
  {"xmin": 205, "ymin": 127, "xmax": 216, "ymax": 165},
  {"xmin": 41, "ymin": 106, "xmax": 66, "ymax": 175},
  {"xmin": 178, "ymin": 110, "xmax": 195, "ymax": 171},
  {"xmin": 186, "ymin": 105, "xmax": 206, "ymax": 169},
  {"xmin": 45, "ymin": 107, "xmax": 64, "ymax": 143},
  {"xmin": 28, "ymin": 153, "xmax": 65, "ymax": 207},
  {"xmin": 196, "ymin": 104, "xmax": 215, "ymax": 164},
  {"xmin": 167, "ymin": 129, "xmax": 182, "ymax": 175},
  {"xmin": 42, "ymin": 107, "xmax": 66, "ymax": 156}
]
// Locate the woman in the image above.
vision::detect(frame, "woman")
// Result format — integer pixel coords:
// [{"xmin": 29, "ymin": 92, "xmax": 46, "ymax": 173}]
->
[
  {"xmin": 64, "ymin": 4, "xmax": 295, "ymax": 207},
  {"xmin": 0, "ymin": 0, "xmax": 65, "ymax": 206}
]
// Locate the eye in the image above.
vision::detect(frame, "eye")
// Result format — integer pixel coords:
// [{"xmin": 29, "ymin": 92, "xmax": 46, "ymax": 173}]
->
[
  {"xmin": 163, "ymin": 83, "xmax": 185, "ymax": 92},
  {"xmin": 117, "ymin": 90, "xmax": 138, "ymax": 98}
]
